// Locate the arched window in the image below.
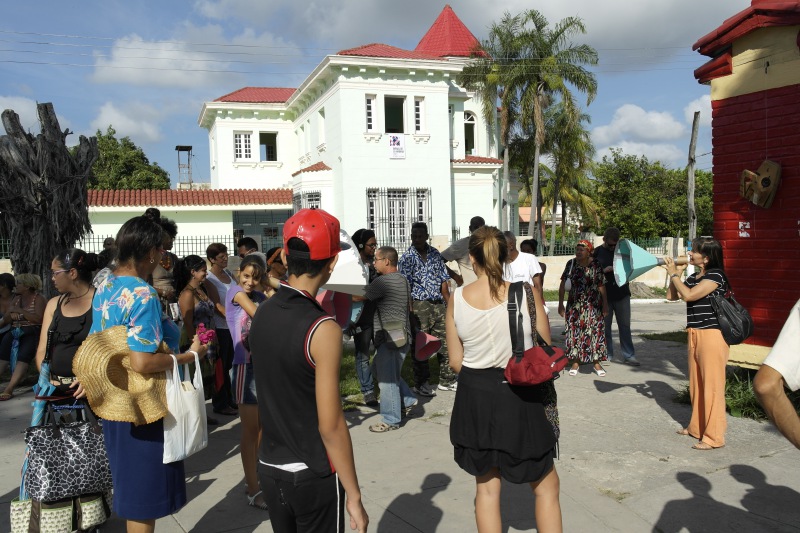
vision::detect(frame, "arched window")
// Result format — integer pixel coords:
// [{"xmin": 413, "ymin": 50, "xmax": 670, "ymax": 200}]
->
[{"xmin": 464, "ymin": 112, "xmax": 476, "ymax": 155}]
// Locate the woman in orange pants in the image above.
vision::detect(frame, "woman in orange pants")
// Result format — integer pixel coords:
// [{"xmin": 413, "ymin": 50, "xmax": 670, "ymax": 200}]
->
[{"xmin": 664, "ymin": 237, "xmax": 730, "ymax": 450}]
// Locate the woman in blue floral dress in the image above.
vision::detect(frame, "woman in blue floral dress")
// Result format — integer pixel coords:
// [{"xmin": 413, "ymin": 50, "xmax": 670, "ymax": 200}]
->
[
  {"xmin": 89, "ymin": 216, "xmax": 207, "ymax": 533},
  {"xmin": 558, "ymin": 240, "xmax": 608, "ymax": 376}
]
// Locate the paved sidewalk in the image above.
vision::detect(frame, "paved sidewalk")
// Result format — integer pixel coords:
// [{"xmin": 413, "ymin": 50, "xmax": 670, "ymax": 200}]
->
[{"xmin": 2, "ymin": 301, "xmax": 800, "ymax": 532}]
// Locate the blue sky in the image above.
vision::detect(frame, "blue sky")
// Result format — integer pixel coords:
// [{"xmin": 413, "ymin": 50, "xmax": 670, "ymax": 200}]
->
[{"xmin": 0, "ymin": 0, "xmax": 749, "ymax": 185}]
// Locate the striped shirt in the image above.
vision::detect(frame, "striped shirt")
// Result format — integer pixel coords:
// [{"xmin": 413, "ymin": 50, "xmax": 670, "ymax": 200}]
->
[
  {"xmin": 364, "ymin": 272, "xmax": 410, "ymax": 335},
  {"xmin": 685, "ymin": 270, "xmax": 727, "ymax": 329}
]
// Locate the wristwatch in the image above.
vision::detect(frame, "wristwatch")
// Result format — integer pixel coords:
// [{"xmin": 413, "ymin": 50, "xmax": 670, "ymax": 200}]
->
[{"xmin": 670, "ymin": 273, "xmax": 679, "ymax": 278}]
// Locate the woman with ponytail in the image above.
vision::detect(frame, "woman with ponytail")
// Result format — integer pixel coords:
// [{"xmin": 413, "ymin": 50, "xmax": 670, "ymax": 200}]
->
[{"xmin": 446, "ymin": 226, "xmax": 562, "ymax": 532}]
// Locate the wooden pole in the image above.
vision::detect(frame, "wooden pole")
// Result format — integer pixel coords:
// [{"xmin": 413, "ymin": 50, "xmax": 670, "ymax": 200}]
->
[{"xmin": 687, "ymin": 111, "xmax": 700, "ymax": 243}]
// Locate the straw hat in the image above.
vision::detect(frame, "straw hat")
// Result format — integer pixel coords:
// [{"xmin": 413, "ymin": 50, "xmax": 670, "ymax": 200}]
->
[{"xmin": 73, "ymin": 326, "xmax": 169, "ymax": 426}]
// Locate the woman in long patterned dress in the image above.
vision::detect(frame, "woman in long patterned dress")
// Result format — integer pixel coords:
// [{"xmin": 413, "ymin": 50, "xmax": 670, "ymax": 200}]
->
[
  {"xmin": 558, "ymin": 240, "xmax": 608, "ymax": 377},
  {"xmin": 88, "ymin": 215, "xmax": 207, "ymax": 533}
]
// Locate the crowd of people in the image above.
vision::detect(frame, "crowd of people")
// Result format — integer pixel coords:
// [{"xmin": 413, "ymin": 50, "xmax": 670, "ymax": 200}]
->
[{"xmin": 1, "ymin": 204, "xmax": 762, "ymax": 532}]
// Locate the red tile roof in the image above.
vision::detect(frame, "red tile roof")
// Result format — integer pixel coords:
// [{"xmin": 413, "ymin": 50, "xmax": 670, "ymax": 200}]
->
[
  {"xmin": 451, "ymin": 155, "xmax": 503, "ymax": 164},
  {"xmin": 415, "ymin": 5, "xmax": 485, "ymax": 58},
  {"xmin": 292, "ymin": 162, "xmax": 332, "ymax": 177},
  {"xmin": 214, "ymin": 87, "xmax": 296, "ymax": 103},
  {"xmin": 88, "ymin": 189, "xmax": 293, "ymax": 207},
  {"xmin": 693, "ymin": 1, "xmax": 800, "ymax": 56},
  {"xmin": 337, "ymin": 43, "xmax": 444, "ymax": 61}
]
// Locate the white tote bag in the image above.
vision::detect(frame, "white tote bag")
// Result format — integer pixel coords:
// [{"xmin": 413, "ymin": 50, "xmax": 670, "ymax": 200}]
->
[{"xmin": 163, "ymin": 353, "xmax": 208, "ymax": 463}]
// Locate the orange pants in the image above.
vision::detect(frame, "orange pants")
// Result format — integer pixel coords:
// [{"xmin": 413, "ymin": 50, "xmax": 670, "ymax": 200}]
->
[{"xmin": 686, "ymin": 328, "xmax": 730, "ymax": 447}]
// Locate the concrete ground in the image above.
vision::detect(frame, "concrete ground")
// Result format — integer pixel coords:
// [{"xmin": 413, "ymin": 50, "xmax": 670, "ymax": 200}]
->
[{"xmin": 2, "ymin": 300, "xmax": 799, "ymax": 532}]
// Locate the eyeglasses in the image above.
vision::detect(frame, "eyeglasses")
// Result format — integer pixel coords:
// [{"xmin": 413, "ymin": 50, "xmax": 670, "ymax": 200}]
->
[
  {"xmin": 50, "ymin": 269, "xmax": 69, "ymax": 277},
  {"xmin": 365, "ymin": 243, "xmax": 378, "ymax": 248}
]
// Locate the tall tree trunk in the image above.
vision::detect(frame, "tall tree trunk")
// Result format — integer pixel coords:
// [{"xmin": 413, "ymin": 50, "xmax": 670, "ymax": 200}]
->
[
  {"xmin": 0, "ymin": 104, "xmax": 97, "ymax": 296},
  {"xmin": 527, "ymin": 142, "xmax": 541, "ymax": 241},
  {"xmin": 560, "ymin": 205, "xmax": 567, "ymax": 244},
  {"xmin": 548, "ymin": 176, "xmax": 561, "ymax": 256}
]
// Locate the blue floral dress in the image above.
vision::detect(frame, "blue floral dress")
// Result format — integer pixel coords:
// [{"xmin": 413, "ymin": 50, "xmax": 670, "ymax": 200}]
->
[{"xmin": 90, "ymin": 274, "xmax": 187, "ymax": 520}]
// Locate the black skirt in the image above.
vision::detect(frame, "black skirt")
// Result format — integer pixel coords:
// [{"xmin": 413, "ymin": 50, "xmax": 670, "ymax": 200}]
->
[{"xmin": 450, "ymin": 366, "xmax": 557, "ymax": 484}]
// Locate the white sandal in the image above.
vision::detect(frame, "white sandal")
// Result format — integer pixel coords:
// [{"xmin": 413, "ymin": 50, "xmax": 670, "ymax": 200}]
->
[
  {"xmin": 247, "ymin": 490, "xmax": 268, "ymax": 510},
  {"xmin": 594, "ymin": 366, "xmax": 606, "ymax": 377},
  {"xmin": 568, "ymin": 368, "xmax": 578, "ymax": 376}
]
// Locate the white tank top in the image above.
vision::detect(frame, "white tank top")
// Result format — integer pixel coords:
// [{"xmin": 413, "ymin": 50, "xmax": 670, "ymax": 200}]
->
[
  {"xmin": 206, "ymin": 268, "xmax": 236, "ymax": 330},
  {"xmin": 453, "ymin": 286, "xmax": 534, "ymax": 369}
]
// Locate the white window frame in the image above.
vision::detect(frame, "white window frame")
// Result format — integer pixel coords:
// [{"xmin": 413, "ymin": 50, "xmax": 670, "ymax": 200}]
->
[
  {"xmin": 414, "ymin": 97, "xmax": 425, "ymax": 133},
  {"xmin": 259, "ymin": 132, "xmax": 278, "ymax": 162},
  {"xmin": 366, "ymin": 94, "xmax": 376, "ymax": 132},
  {"xmin": 464, "ymin": 112, "xmax": 476, "ymax": 155},
  {"xmin": 234, "ymin": 132, "xmax": 252, "ymax": 161}
]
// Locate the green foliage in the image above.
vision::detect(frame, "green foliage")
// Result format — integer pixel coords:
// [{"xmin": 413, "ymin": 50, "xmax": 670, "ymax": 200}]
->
[
  {"xmin": 88, "ymin": 126, "xmax": 170, "ymax": 190},
  {"xmin": 725, "ymin": 368, "xmax": 765, "ymax": 419},
  {"xmin": 593, "ymin": 149, "xmax": 713, "ymax": 239}
]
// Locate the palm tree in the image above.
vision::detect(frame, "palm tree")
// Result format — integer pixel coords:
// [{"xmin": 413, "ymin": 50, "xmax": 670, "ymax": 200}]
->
[
  {"xmin": 515, "ymin": 10, "xmax": 598, "ymax": 240},
  {"xmin": 457, "ymin": 12, "xmax": 523, "ymax": 231},
  {"xmin": 545, "ymin": 104, "xmax": 595, "ymax": 255}
]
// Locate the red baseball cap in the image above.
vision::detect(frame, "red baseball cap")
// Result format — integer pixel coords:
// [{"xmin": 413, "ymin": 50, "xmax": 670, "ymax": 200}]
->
[{"xmin": 283, "ymin": 208, "xmax": 350, "ymax": 260}]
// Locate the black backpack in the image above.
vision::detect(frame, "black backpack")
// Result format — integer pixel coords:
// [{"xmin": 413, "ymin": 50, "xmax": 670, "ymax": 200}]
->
[{"xmin": 706, "ymin": 269, "xmax": 754, "ymax": 345}]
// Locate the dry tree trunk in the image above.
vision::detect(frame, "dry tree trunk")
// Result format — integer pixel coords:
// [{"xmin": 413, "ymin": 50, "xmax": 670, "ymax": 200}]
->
[{"xmin": 0, "ymin": 103, "xmax": 98, "ymax": 296}]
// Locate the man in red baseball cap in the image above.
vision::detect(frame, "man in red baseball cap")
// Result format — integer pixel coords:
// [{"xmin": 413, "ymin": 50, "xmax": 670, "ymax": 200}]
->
[{"xmin": 249, "ymin": 208, "xmax": 367, "ymax": 532}]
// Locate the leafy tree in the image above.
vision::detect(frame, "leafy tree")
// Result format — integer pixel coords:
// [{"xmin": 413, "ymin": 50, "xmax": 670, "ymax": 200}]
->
[
  {"xmin": 515, "ymin": 10, "xmax": 598, "ymax": 239},
  {"xmin": 543, "ymin": 103, "xmax": 595, "ymax": 254},
  {"xmin": 88, "ymin": 126, "xmax": 170, "ymax": 189},
  {"xmin": 593, "ymin": 149, "xmax": 713, "ymax": 238}
]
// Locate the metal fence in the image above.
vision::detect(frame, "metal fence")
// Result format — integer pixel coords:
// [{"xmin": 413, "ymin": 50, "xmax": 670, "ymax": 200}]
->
[
  {"xmin": 0, "ymin": 235, "xmax": 239, "ymax": 260},
  {"xmin": 537, "ymin": 237, "xmax": 667, "ymax": 257}
]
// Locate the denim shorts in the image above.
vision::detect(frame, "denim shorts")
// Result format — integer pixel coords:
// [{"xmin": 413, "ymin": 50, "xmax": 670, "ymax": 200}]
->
[{"xmin": 231, "ymin": 362, "xmax": 257, "ymax": 405}]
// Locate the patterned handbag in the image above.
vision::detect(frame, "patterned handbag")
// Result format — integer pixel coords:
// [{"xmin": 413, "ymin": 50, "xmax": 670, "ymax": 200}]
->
[{"xmin": 23, "ymin": 403, "xmax": 113, "ymax": 502}]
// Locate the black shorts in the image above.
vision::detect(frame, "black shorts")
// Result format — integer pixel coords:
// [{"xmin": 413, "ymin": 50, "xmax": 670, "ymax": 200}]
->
[{"xmin": 259, "ymin": 464, "xmax": 344, "ymax": 533}]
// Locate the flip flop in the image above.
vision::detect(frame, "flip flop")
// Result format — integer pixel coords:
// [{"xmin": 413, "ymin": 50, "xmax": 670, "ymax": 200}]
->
[
  {"xmin": 692, "ymin": 442, "xmax": 724, "ymax": 450},
  {"xmin": 676, "ymin": 428, "xmax": 690, "ymax": 436},
  {"xmin": 0, "ymin": 393, "xmax": 12, "ymax": 401},
  {"xmin": 594, "ymin": 367, "xmax": 606, "ymax": 377},
  {"xmin": 568, "ymin": 368, "xmax": 578, "ymax": 376}
]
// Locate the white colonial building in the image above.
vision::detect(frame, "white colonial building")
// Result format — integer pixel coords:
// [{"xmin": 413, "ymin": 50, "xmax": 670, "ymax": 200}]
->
[{"xmin": 198, "ymin": 5, "xmax": 516, "ymax": 249}]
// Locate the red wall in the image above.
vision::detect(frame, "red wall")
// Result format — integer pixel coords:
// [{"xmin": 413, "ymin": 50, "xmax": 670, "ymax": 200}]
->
[{"xmin": 712, "ymin": 83, "xmax": 800, "ymax": 346}]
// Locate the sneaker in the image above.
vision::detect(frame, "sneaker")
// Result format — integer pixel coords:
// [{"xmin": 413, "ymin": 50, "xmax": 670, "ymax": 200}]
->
[
  {"xmin": 363, "ymin": 391, "xmax": 379, "ymax": 406},
  {"xmin": 437, "ymin": 381, "xmax": 458, "ymax": 392},
  {"xmin": 402, "ymin": 400, "xmax": 419, "ymax": 418},
  {"xmin": 369, "ymin": 422, "xmax": 399, "ymax": 433},
  {"xmin": 412, "ymin": 383, "xmax": 437, "ymax": 397},
  {"xmin": 624, "ymin": 356, "xmax": 641, "ymax": 367}
]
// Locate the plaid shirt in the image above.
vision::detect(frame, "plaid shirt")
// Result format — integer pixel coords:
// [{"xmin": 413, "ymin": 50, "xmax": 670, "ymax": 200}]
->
[{"xmin": 398, "ymin": 245, "xmax": 450, "ymax": 302}]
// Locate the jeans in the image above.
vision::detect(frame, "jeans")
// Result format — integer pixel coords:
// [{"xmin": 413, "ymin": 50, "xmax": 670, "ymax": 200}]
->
[
  {"xmin": 354, "ymin": 326, "xmax": 374, "ymax": 395},
  {"xmin": 373, "ymin": 342, "xmax": 417, "ymax": 426},
  {"xmin": 605, "ymin": 297, "xmax": 635, "ymax": 360}
]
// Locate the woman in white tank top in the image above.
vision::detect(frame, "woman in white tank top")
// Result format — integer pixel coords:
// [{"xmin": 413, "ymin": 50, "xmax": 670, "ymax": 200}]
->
[{"xmin": 446, "ymin": 226, "xmax": 562, "ymax": 532}]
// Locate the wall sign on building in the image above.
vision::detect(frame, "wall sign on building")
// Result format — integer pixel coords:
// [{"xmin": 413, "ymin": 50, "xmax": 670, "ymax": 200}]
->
[{"xmin": 389, "ymin": 134, "xmax": 405, "ymax": 159}]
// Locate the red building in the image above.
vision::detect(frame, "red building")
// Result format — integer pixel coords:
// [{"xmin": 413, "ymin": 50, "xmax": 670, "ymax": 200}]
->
[{"xmin": 694, "ymin": 0, "xmax": 800, "ymax": 366}]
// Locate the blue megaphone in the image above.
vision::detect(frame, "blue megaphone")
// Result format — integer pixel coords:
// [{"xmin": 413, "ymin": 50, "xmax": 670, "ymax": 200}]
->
[{"xmin": 613, "ymin": 239, "xmax": 687, "ymax": 285}]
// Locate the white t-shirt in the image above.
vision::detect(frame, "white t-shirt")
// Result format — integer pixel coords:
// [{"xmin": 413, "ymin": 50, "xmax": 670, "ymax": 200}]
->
[
  {"xmin": 503, "ymin": 252, "xmax": 542, "ymax": 285},
  {"xmin": 763, "ymin": 299, "xmax": 800, "ymax": 391}
]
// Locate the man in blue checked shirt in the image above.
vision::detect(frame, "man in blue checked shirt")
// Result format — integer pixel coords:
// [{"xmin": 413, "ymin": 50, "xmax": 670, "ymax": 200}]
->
[{"xmin": 398, "ymin": 222, "xmax": 457, "ymax": 396}]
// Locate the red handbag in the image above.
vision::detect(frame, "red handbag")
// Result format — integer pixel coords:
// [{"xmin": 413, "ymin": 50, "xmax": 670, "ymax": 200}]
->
[{"xmin": 504, "ymin": 282, "xmax": 567, "ymax": 386}]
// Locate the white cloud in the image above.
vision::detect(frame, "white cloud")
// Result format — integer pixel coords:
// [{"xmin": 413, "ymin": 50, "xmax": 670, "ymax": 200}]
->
[
  {"xmin": 596, "ymin": 142, "xmax": 686, "ymax": 168},
  {"xmin": 192, "ymin": 0, "xmax": 749, "ymax": 67},
  {"xmin": 90, "ymin": 24, "xmax": 298, "ymax": 89},
  {"xmin": 90, "ymin": 102, "xmax": 163, "ymax": 143},
  {"xmin": 592, "ymin": 104, "xmax": 685, "ymax": 146},
  {"xmin": 684, "ymin": 95, "xmax": 712, "ymax": 127},
  {"xmin": 0, "ymin": 96, "xmax": 39, "ymax": 132}
]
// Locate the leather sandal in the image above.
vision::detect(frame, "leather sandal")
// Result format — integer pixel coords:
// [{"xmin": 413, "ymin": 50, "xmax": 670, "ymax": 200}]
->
[
  {"xmin": 369, "ymin": 422, "xmax": 399, "ymax": 433},
  {"xmin": 692, "ymin": 442, "xmax": 724, "ymax": 450}
]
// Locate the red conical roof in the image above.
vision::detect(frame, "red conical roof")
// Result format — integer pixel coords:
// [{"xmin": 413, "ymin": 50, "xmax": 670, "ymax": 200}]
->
[{"xmin": 415, "ymin": 5, "xmax": 484, "ymax": 58}]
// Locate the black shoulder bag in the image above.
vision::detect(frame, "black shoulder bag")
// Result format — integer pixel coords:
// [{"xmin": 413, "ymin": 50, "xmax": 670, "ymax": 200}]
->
[{"xmin": 706, "ymin": 269, "xmax": 754, "ymax": 345}]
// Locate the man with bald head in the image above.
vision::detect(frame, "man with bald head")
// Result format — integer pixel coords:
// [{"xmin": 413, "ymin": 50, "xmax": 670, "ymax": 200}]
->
[{"xmin": 441, "ymin": 216, "xmax": 485, "ymax": 286}]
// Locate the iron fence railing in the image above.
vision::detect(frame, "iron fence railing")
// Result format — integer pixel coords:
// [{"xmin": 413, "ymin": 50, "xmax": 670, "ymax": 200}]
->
[{"xmin": 0, "ymin": 235, "xmax": 670, "ymax": 262}]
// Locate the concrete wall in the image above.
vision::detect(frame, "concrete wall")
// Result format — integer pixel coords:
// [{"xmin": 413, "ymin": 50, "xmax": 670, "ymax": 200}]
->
[{"xmin": 89, "ymin": 209, "xmax": 234, "ymax": 239}]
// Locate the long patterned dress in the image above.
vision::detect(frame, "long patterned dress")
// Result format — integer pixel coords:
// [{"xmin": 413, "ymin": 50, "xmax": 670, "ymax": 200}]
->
[{"xmin": 561, "ymin": 258, "xmax": 607, "ymax": 363}]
